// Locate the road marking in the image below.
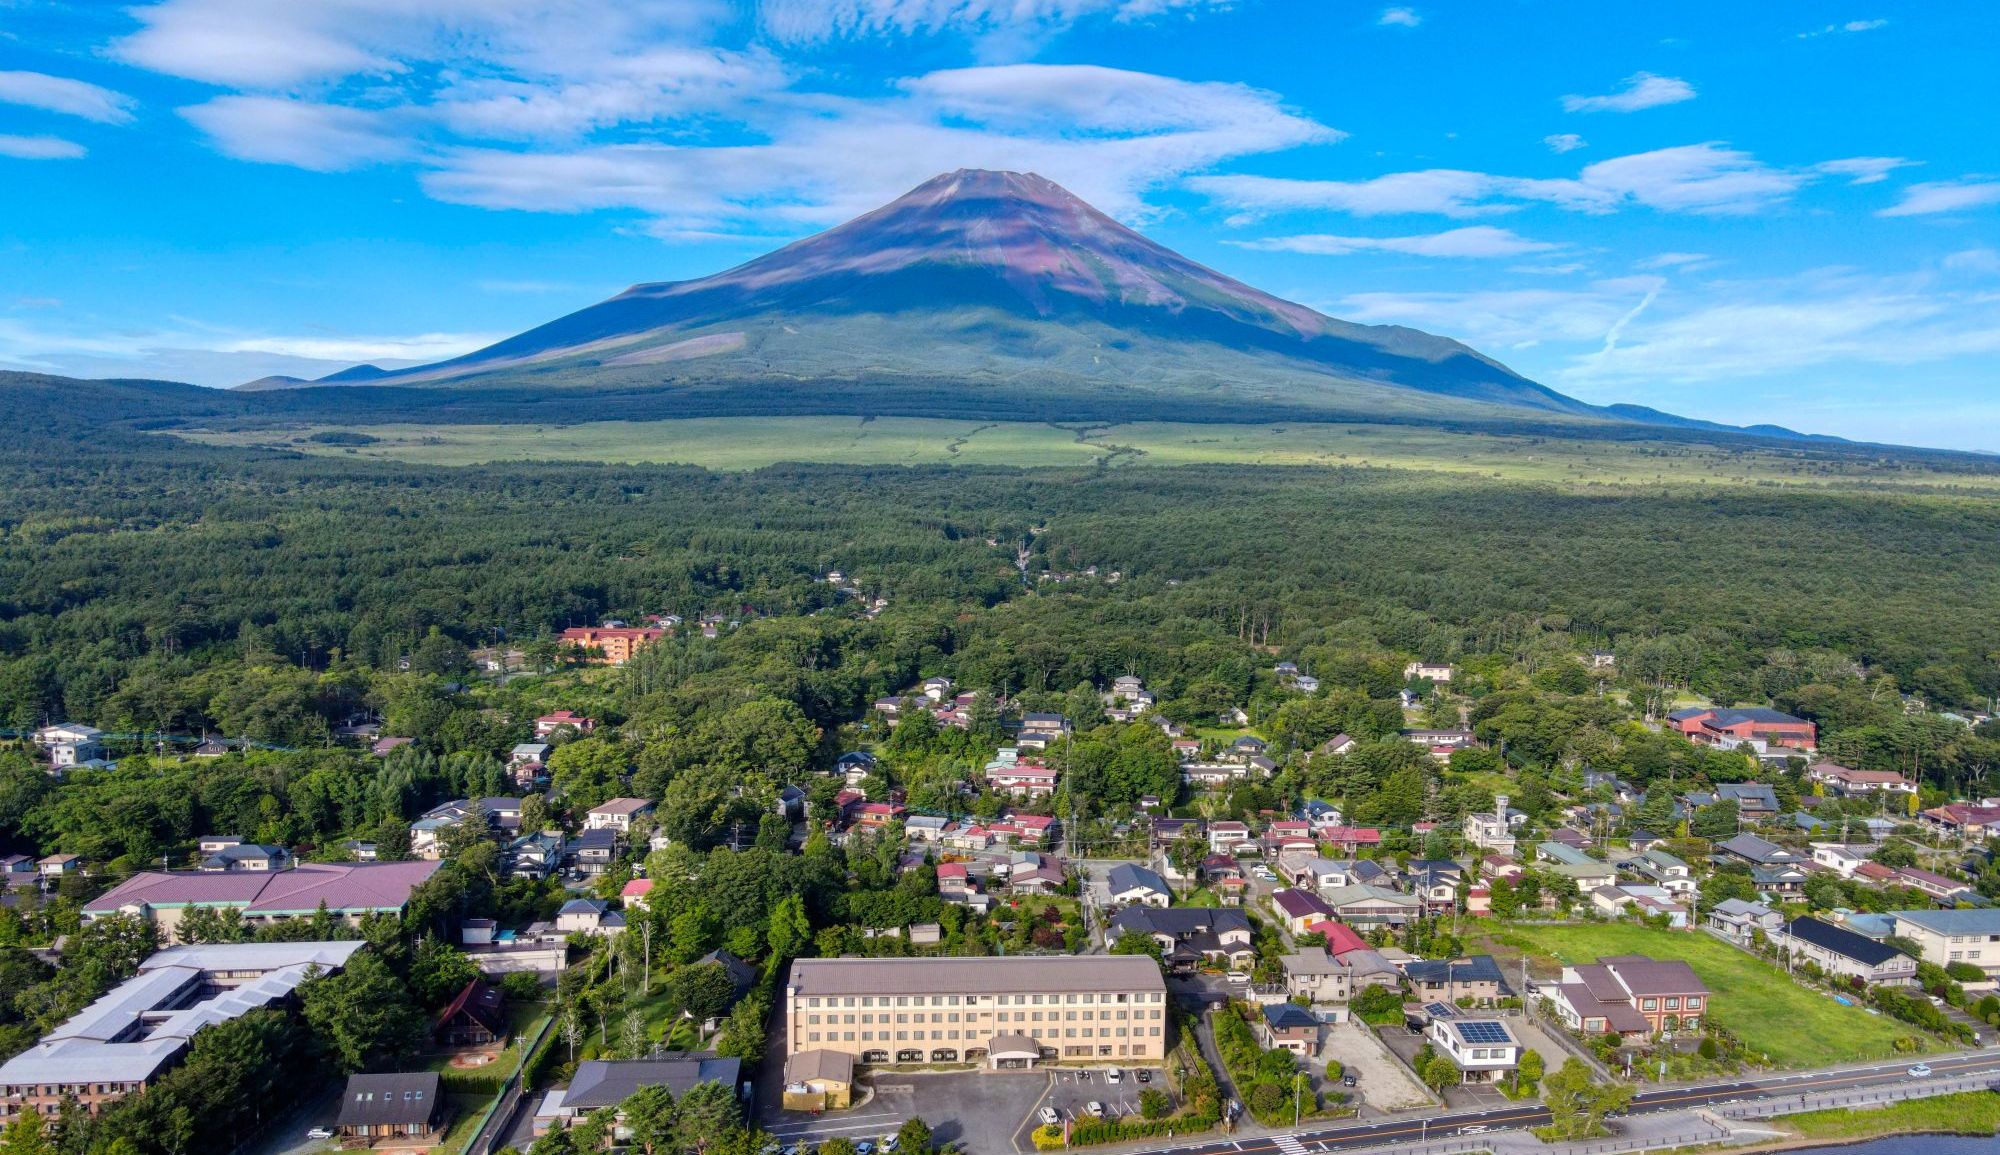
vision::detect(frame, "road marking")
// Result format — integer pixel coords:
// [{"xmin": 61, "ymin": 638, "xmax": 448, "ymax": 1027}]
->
[{"xmin": 1273, "ymin": 1135, "xmax": 1309, "ymax": 1155}]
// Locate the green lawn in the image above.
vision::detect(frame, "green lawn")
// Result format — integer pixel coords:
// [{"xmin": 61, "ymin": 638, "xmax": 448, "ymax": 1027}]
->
[
  {"xmin": 1779, "ymin": 1091, "xmax": 2000, "ymax": 1140},
  {"xmin": 1485, "ymin": 923, "xmax": 1921, "ymax": 1068}
]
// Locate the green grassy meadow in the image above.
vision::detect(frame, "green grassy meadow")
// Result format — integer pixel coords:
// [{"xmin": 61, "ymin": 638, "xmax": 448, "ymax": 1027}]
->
[
  {"xmin": 172, "ymin": 416, "xmax": 2000, "ymax": 493},
  {"xmin": 1483, "ymin": 923, "xmax": 1921, "ymax": 1068}
]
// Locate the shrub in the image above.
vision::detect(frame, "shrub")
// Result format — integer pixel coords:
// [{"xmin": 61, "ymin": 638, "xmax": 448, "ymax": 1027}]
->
[{"xmin": 1140, "ymin": 1088, "xmax": 1171, "ymax": 1120}]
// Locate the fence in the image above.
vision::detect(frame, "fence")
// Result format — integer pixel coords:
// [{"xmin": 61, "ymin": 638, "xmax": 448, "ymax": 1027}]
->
[{"xmin": 468, "ymin": 1009, "xmax": 560, "ymax": 1155}]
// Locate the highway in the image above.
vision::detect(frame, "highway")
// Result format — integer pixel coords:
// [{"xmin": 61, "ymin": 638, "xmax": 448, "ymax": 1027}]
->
[{"xmin": 1148, "ymin": 1049, "xmax": 2000, "ymax": 1155}]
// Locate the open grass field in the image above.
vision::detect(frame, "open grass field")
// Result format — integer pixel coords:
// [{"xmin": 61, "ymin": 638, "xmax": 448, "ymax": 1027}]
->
[
  {"xmin": 1481, "ymin": 923, "xmax": 1921, "ymax": 1068},
  {"xmin": 171, "ymin": 416, "xmax": 2000, "ymax": 493},
  {"xmin": 1777, "ymin": 1090, "xmax": 2000, "ymax": 1140}
]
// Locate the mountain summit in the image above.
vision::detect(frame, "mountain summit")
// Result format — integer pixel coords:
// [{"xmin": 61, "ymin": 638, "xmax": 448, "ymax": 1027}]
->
[{"xmin": 322, "ymin": 170, "xmax": 1591, "ymax": 418}]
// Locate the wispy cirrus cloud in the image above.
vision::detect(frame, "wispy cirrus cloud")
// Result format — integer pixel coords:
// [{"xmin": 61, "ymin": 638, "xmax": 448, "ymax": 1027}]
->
[
  {"xmin": 0, "ymin": 71, "xmax": 137, "ymax": 124},
  {"xmin": 1543, "ymin": 133, "xmax": 1586, "ymax": 154},
  {"xmin": 1194, "ymin": 143, "xmax": 1865, "ymax": 219},
  {"xmin": 757, "ymin": 0, "xmax": 1227, "ymax": 43},
  {"xmin": 1561, "ymin": 72, "xmax": 1696, "ymax": 114},
  {"xmin": 1877, "ymin": 179, "xmax": 2000, "ymax": 217},
  {"xmin": 1377, "ymin": 7, "xmax": 1421, "ymax": 28},
  {"xmin": 1234, "ymin": 226, "xmax": 1556, "ymax": 259}
]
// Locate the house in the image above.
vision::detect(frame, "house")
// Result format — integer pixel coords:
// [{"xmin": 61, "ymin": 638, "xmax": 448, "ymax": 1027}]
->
[
  {"xmin": 1427, "ymin": 1012, "xmax": 1521, "ymax": 1082},
  {"xmin": 1807, "ymin": 762, "xmax": 1916, "ymax": 798},
  {"xmin": 510, "ymin": 742, "xmax": 551, "ymax": 767},
  {"xmin": 1808, "ymin": 843, "xmax": 1873, "ymax": 878},
  {"xmin": 985, "ymin": 757, "xmax": 1059, "ymax": 799},
  {"xmin": 1750, "ymin": 863, "xmax": 1810, "ymax": 897},
  {"xmin": 37, "ymin": 854, "xmax": 82, "ymax": 878},
  {"xmin": 537, "ymin": 1056, "xmax": 743, "ymax": 1136},
  {"xmin": 336, "ymin": 1072, "xmax": 448, "ymax": 1142},
  {"xmin": 507, "ymin": 831, "xmax": 564, "ymax": 880},
  {"xmin": 1716, "ymin": 783, "xmax": 1780, "ymax": 820},
  {"xmin": 1590, "ymin": 885, "xmax": 1690, "ymax": 928},
  {"xmin": 32, "ymin": 724, "xmax": 104, "ymax": 768},
  {"xmin": 1404, "ymin": 859, "xmax": 1465, "ymax": 914},
  {"xmin": 1105, "ymin": 863, "xmax": 1172, "ymax": 907},
  {"xmin": 532, "ymin": 710, "xmax": 595, "ymax": 738},
  {"xmin": 1667, "ymin": 707, "xmax": 1816, "ymax": 749},
  {"xmin": 568, "ymin": 828, "xmax": 620, "ymax": 876},
  {"xmin": 1538, "ymin": 841, "xmax": 1596, "ymax": 868},
  {"xmin": 586, "ymin": 798, "xmax": 655, "ymax": 833},
  {"xmin": 555, "ymin": 898, "xmax": 625, "ymax": 937},
  {"xmin": 1319, "ymin": 884, "xmax": 1420, "ymax": 927},
  {"xmin": 936, "ymin": 862, "xmax": 975, "ymax": 899},
  {"xmin": 698, "ymin": 949, "xmax": 760, "ymax": 1009},
  {"xmin": 1918, "ymin": 803, "xmax": 2000, "ymax": 843},
  {"xmin": 0, "ymin": 856, "xmax": 36, "ymax": 887},
  {"xmin": 1108, "ymin": 906, "xmax": 1255, "ymax": 971},
  {"xmin": 1630, "ymin": 849, "xmax": 1697, "ymax": 896},
  {"xmin": 783, "ymin": 1049, "xmax": 855, "ymax": 1111},
  {"xmin": 1405, "ymin": 662, "xmax": 1454, "ymax": 683},
  {"xmin": 560, "ymin": 625, "xmax": 666, "ymax": 665},
  {"xmin": 1151, "ymin": 817, "xmax": 1204, "ymax": 850},
  {"xmin": 1707, "ymin": 898, "xmax": 1783, "ymax": 944},
  {"xmin": 1891, "ymin": 867, "xmax": 1972, "ymax": 902},
  {"xmin": 434, "ymin": 980, "xmax": 509, "ymax": 1047},
  {"xmin": 1404, "ymin": 730, "xmax": 1477, "ymax": 758},
  {"xmin": 1260, "ymin": 1002, "xmax": 1321, "ymax": 1054},
  {"xmin": 1769, "ymin": 917, "xmax": 1917, "ymax": 986},
  {"xmin": 1548, "ymin": 955, "xmax": 1708, "ymax": 1039},
  {"xmin": 1404, "ymin": 955, "xmax": 1505, "ymax": 1006},
  {"xmin": 1006, "ymin": 852, "xmax": 1068, "ymax": 895},
  {"xmin": 1277, "ymin": 853, "xmax": 1350, "ymax": 891},
  {"xmin": 1319, "ymin": 826, "xmax": 1383, "ymax": 854},
  {"xmin": 1886, "ymin": 908, "xmax": 2000, "ymax": 976},
  {"xmin": 1280, "ymin": 947, "xmax": 1399, "ymax": 1003},
  {"xmin": 619, "ymin": 878, "xmax": 654, "ymax": 912},
  {"xmin": 1272, "ymin": 888, "xmax": 1336, "ymax": 934},
  {"xmin": 1714, "ymin": 833, "xmax": 1803, "ymax": 868},
  {"xmin": 1545, "ymin": 861, "xmax": 1619, "ymax": 893},
  {"xmin": 341, "ymin": 839, "xmax": 379, "ymax": 862},
  {"xmin": 1208, "ymin": 821, "xmax": 1253, "ymax": 855},
  {"xmin": 1313, "ymin": 734, "xmax": 1358, "ymax": 759},
  {"xmin": 199, "ymin": 843, "xmax": 289, "ymax": 872}
]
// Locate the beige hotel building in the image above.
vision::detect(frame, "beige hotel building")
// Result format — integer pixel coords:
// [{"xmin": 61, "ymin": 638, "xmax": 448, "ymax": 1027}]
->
[{"xmin": 784, "ymin": 956, "xmax": 1168, "ymax": 1068}]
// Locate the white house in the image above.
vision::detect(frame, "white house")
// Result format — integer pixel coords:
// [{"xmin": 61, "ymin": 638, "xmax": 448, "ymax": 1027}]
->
[
  {"xmin": 1105, "ymin": 864, "xmax": 1172, "ymax": 907},
  {"xmin": 585, "ymin": 798, "xmax": 655, "ymax": 833},
  {"xmin": 1404, "ymin": 662, "xmax": 1455, "ymax": 683},
  {"xmin": 1427, "ymin": 1015, "xmax": 1521, "ymax": 1082}
]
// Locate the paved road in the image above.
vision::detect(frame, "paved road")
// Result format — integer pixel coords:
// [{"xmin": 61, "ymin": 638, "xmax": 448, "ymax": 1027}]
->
[{"xmin": 1148, "ymin": 1048, "xmax": 2000, "ymax": 1155}]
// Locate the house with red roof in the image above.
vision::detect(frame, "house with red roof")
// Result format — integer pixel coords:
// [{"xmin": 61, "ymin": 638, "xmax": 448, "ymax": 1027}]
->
[
  {"xmin": 1666, "ymin": 707, "xmax": 1815, "ymax": 749},
  {"xmin": 533, "ymin": 710, "xmax": 595, "ymax": 738},
  {"xmin": 1320, "ymin": 826, "xmax": 1383, "ymax": 854}
]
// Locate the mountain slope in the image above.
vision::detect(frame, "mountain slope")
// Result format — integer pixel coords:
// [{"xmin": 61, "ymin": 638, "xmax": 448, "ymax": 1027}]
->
[{"xmin": 319, "ymin": 170, "xmax": 1593, "ymax": 419}]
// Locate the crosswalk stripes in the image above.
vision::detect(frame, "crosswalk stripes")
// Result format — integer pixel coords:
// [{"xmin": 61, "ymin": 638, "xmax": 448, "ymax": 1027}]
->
[{"xmin": 1273, "ymin": 1134, "xmax": 1309, "ymax": 1155}]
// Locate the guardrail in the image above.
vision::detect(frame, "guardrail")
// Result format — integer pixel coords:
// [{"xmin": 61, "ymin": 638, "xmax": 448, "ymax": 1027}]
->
[{"xmin": 1711, "ymin": 1072, "xmax": 1994, "ymax": 1120}]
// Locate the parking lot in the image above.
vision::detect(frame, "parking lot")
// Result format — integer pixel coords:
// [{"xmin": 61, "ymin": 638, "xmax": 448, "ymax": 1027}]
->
[
  {"xmin": 1011, "ymin": 1066, "xmax": 1169, "ymax": 1150},
  {"xmin": 758, "ymin": 1071, "xmax": 1051, "ymax": 1155}
]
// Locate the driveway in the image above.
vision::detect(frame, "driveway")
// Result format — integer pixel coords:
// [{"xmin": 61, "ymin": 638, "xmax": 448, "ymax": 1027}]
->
[
  {"xmin": 235, "ymin": 1087, "xmax": 340, "ymax": 1155},
  {"xmin": 1011, "ymin": 1067, "xmax": 1169, "ymax": 1152}
]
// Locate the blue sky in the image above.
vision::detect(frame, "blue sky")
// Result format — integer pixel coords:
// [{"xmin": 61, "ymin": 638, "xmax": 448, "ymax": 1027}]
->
[{"xmin": 2, "ymin": 1, "xmax": 1997, "ymax": 448}]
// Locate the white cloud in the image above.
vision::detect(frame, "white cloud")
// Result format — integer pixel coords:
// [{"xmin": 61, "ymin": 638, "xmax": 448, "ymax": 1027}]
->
[
  {"xmin": 1811, "ymin": 156, "xmax": 1912, "ymax": 185},
  {"xmin": 0, "ymin": 134, "xmax": 87, "ymax": 160},
  {"xmin": 181, "ymin": 96, "xmax": 410, "ymax": 171},
  {"xmin": 1195, "ymin": 143, "xmax": 1828, "ymax": 219},
  {"xmin": 1878, "ymin": 179, "xmax": 2000, "ymax": 217},
  {"xmin": 0, "ymin": 314, "xmax": 501, "ymax": 387},
  {"xmin": 756, "ymin": 0, "xmax": 1225, "ymax": 43},
  {"xmin": 424, "ymin": 64, "xmax": 1334, "ymax": 232},
  {"xmin": 1543, "ymin": 133, "xmax": 1586, "ymax": 153},
  {"xmin": 1942, "ymin": 248, "xmax": 2000, "ymax": 275},
  {"xmin": 0, "ymin": 71, "xmax": 137, "ymax": 124},
  {"xmin": 1234, "ymin": 226, "xmax": 1557, "ymax": 259},
  {"xmin": 1635, "ymin": 251, "xmax": 1710, "ymax": 270},
  {"xmin": 1561, "ymin": 72, "xmax": 1696, "ymax": 114},
  {"xmin": 1798, "ymin": 18, "xmax": 1888, "ymax": 38},
  {"xmin": 1378, "ymin": 7, "xmax": 1421, "ymax": 28}
]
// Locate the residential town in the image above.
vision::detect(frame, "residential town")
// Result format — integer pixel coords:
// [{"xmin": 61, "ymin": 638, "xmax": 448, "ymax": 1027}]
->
[{"xmin": 4, "ymin": 638, "xmax": 2000, "ymax": 1155}]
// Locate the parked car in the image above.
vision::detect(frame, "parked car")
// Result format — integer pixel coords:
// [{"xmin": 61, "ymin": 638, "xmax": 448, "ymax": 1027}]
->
[
  {"xmin": 1136, "ymin": 1069, "xmax": 1152, "ymax": 1083},
  {"xmin": 856, "ymin": 1142, "xmax": 875, "ymax": 1155},
  {"xmin": 1107, "ymin": 1069, "xmax": 1123, "ymax": 1084},
  {"xmin": 1086, "ymin": 1101, "xmax": 1106, "ymax": 1118},
  {"xmin": 1342, "ymin": 1073, "xmax": 1358, "ymax": 1088},
  {"xmin": 1040, "ymin": 1107, "xmax": 1061, "ymax": 1126},
  {"xmin": 1908, "ymin": 1063, "xmax": 1933, "ymax": 1078},
  {"xmin": 306, "ymin": 1128, "xmax": 334, "ymax": 1141}
]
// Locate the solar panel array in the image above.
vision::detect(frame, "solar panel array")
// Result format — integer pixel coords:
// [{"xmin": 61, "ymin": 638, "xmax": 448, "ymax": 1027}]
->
[{"xmin": 1455, "ymin": 1020, "xmax": 1512, "ymax": 1044}]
